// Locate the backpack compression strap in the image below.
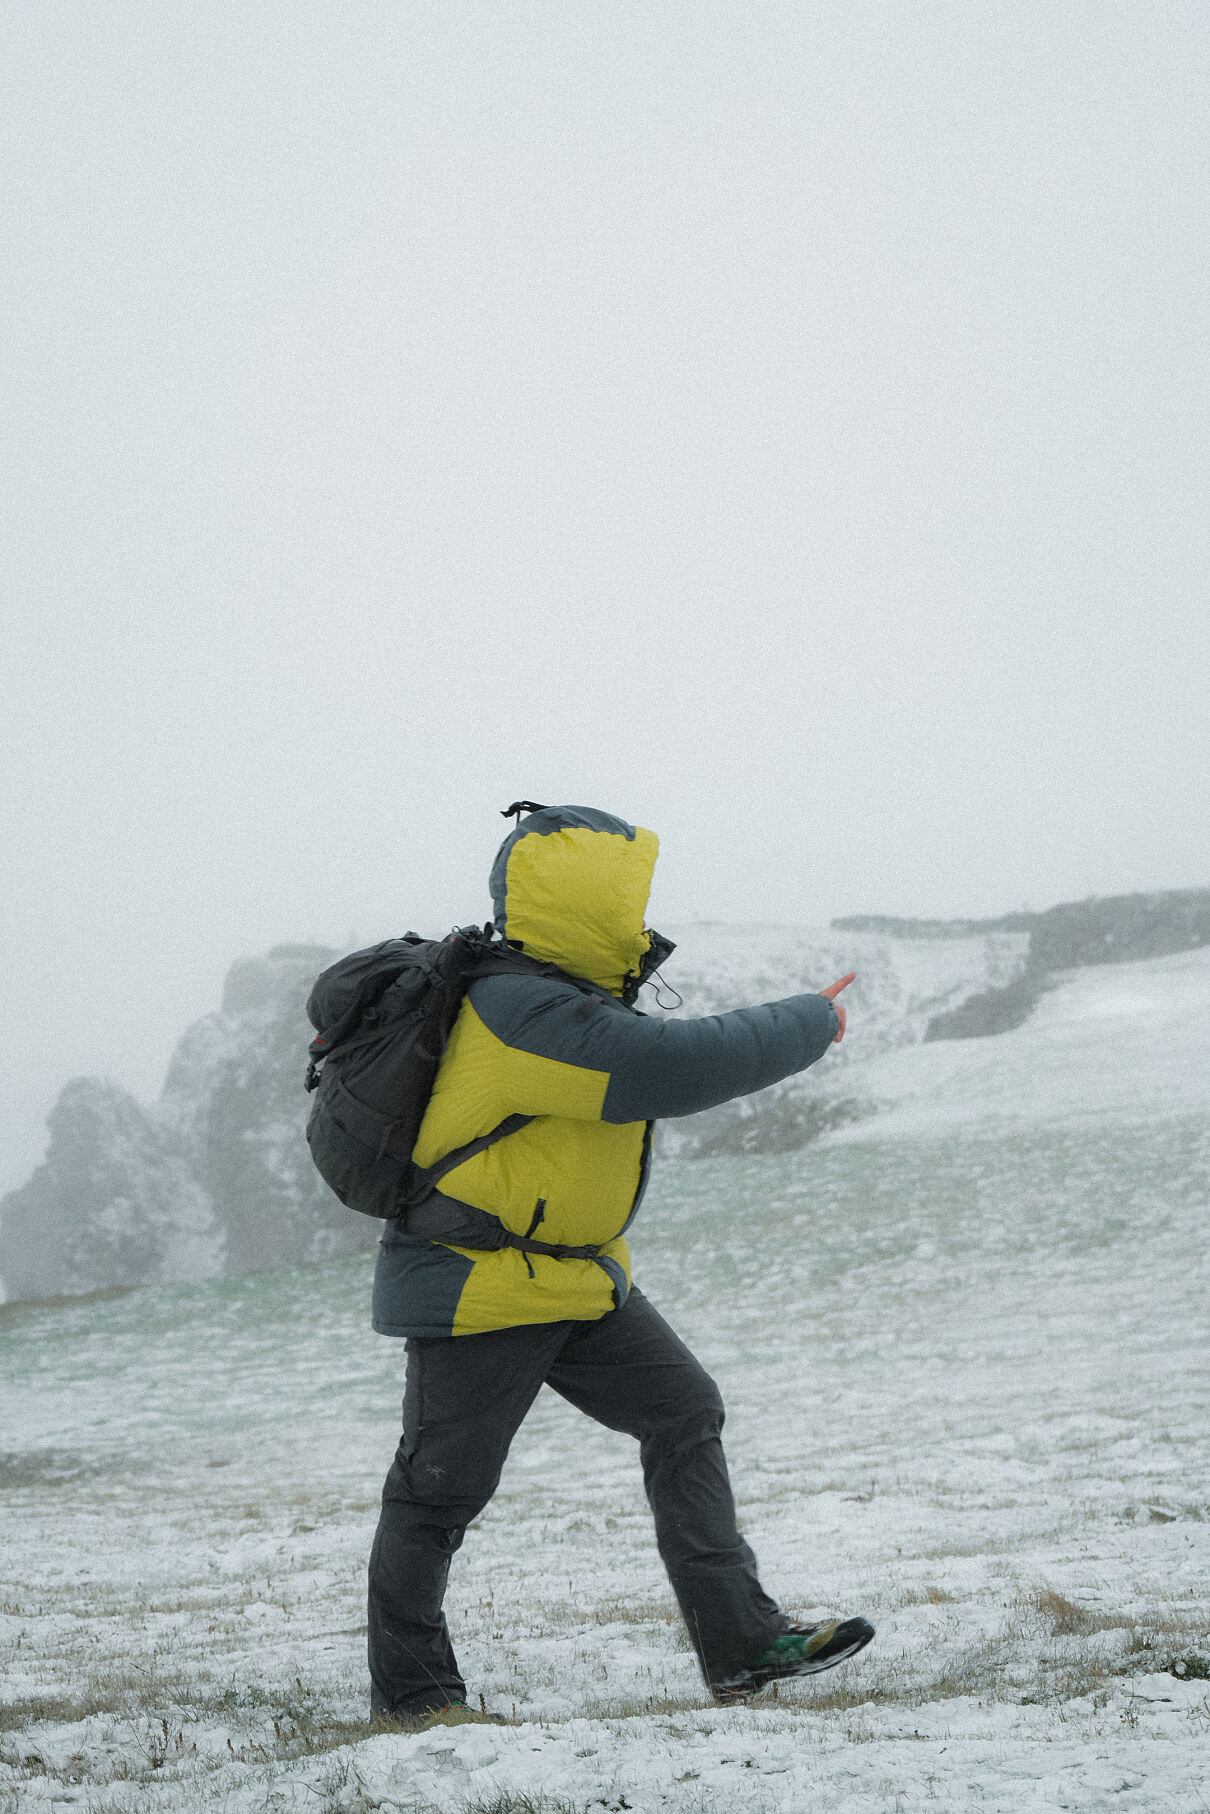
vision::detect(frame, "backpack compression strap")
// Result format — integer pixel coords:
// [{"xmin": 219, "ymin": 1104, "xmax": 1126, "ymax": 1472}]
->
[{"xmin": 495, "ymin": 1231, "xmax": 604, "ymax": 1262}]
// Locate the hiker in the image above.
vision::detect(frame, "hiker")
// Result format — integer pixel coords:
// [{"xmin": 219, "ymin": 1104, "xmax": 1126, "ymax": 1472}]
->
[{"xmin": 365, "ymin": 804, "xmax": 873, "ymax": 1720}]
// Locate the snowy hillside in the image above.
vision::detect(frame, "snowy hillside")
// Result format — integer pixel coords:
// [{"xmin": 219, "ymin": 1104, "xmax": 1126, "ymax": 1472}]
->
[
  {"xmin": 1, "ymin": 946, "xmax": 1208, "ymax": 1809},
  {"xmin": 832, "ymin": 942, "xmax": 1210, "ymax": 1139}
]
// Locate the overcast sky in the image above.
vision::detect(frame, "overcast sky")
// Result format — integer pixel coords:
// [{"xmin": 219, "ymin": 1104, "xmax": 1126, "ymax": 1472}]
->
[{"xmin": 3, "ymin": 1, "xmax": 1208, "ymax": 1193}]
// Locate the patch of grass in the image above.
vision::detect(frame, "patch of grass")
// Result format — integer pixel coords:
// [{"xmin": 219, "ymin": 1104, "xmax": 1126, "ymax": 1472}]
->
[
  {"xmin": 0, "ymin": 1686, "xmax": 143, "ymax": 1732},
  {"xmin": 775, "ymin": 1664, "xmax": 912, "ymax": 1716},
  {"xmin": 300, "ymin": 1755, "xmax": 380, "ymax": 1814},
  {"xmin": 128, "ymin": 1717, "xmax": 196, "ymax": 1775},
  {"xmin": 1029, "ymin": 1587, "xmax": 1130, "ymax": 1638},
  {"xmin": 370, "ymin": 1705, "xmax": 508, "ymax": 1736},
  {"xmin": 893, "ymin": 1585, "xmax": 955, "ymax": 1608},
  {"xmin": 221, "ymin": 1715, "xmax": 374, "ymax": 1763},
  {"xmin": 779, "ymin": 1612, "xmax": 1129, "ymax": 1713},
  {"xmin": 1018, "ymin": 1656, "xmax": 1121, "ymax": 1706},
  {"xmin": 1123, "ymin": 1605, "xmax": 1210, "ymax": 1678},
  {"xmin": 0, "ymin": 1663, "xmax": 370, "ymax": 1765},
  {"xmin": 458, "ymin": 1797, "xmax": 586, "ymax": 1814},
  {"xmin": 0, "ymin": 1691, "xmax": 377, "ymax": 1788},
  {"xmin": 139, "ymin": 1594, "xmax": 231, "ymax": 1616},
  {"xmin": 1018, "ymin": 1591, "xmax": 1210, "ymax": 1673},
  {"xmin": 912, "ymin": 1537, "xmax": 1020, "ymax": 1560},
  {"xmin": 535, "ymin": 1596, "xmax": 674, "ymax": 1629},
  {"xmin": 0, "ymin": 1451, "xmax": 118, "ymax": 1490},
  {"xmin": 188, "ymin": 1678, "xmax": 377, "ymax": 1758},
  {"xmin": 0, "ymin": 1284, "xmax": 134, "ymax": 1327},
  {"xmin": 0, "ymin": 1720, "xmax": 197, "ymax": 1789},
  {"xmin": 580, "ymin": 1693, "xmax": 707, "ymax": 1720}
]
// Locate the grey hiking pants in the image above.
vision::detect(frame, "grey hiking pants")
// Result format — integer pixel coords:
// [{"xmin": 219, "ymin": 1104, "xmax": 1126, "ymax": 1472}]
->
[{"xmin": 367, "ymin": 1288, "xmax": 785, "ymax": 1717}]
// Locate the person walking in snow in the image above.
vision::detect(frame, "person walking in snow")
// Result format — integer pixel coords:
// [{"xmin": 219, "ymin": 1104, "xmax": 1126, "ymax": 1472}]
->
[{"xmin": 365, "ymin": 803, "xmax": 873, "ymax": 1721}]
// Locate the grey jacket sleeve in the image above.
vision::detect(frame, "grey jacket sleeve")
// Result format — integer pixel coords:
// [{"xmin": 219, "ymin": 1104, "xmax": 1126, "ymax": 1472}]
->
[{"xmin": 468, "ymin": 974, "xmax": 840, "ymax": 1122}]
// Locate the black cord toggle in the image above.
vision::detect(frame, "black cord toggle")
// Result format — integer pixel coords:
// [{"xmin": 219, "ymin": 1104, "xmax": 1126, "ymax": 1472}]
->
[
  {"xmin": 646, "ymin": 970, "xmax": 683, "ymax": 1010},
  {"xmin": 500, "ymin": 800, "xmax": 549, "ymax": 824}
]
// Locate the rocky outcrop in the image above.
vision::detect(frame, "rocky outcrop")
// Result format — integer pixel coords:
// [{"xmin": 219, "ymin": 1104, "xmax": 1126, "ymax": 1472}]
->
[
  {"xmin": 835, "ymin": 887, "xmax": 1210, "ymax": 969},
  {"xmin": 157, "ymin": 947, "xmax": 374, "ymax": 1276},
  {"xmin": 1028, "ymin": 890, "xmax": 1210, "ymax": 971},
  {"xmin": 921, "ymin": 972, "xmax": 1047, "ymax": 1042},
  {"xmin": 0, "ymin": 1077, "xmax": 217, "ymax": 1301},
  {"xmin": 915, "ymin": 888, "xmax": 1210, "ymax": 1043},
  {"xmin": 0, "ymin": 946, "xmax": 379, "ymax": 1302}
]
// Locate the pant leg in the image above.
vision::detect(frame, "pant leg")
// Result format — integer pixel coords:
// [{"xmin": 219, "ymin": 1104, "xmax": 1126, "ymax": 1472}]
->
[
  {"xmin": 368, "ymin": 1321, "xmax": 567, "ymax": 1718},
  {"xmin": 544, "ymin": 1289, "xmax": 785, "ymax": 1689}
]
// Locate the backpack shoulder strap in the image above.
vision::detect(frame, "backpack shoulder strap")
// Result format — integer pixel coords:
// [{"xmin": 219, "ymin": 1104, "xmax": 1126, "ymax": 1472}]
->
[{"xmin": 408, "ymin": 1113, "xmax": 535, "ymax": 1194}]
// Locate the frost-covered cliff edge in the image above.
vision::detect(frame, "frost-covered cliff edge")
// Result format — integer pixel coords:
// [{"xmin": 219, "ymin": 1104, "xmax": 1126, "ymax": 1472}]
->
[
  {"xmin": 646, "ymin": 920, "xmax": 1027, "ymax": 1156},
  {"xmin": 2, "ymin": 888, "xmax": 1206, "ymax": 1302},
  {"xmin": 0, "ymin": 945, "xmax": 377, "ymax": 1304}
]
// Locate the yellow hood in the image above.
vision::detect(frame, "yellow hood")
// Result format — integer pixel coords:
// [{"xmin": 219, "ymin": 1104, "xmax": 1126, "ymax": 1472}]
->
[{"xmin": 489, "ymin": 805, "xmax": 658, "ymax": 996}]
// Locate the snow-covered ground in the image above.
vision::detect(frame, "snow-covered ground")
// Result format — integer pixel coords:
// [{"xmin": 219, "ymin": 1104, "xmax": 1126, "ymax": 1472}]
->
[
  {"xmin": 2, "ymin": 950, "xmax": 1209, "ymax": 1811},
  {"xmin": 834, "ymin": 942, "xmax": 1210, "ymax": 1136}
]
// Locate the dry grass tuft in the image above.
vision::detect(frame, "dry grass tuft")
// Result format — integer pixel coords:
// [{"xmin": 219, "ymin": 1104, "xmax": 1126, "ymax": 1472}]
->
[
  {"xmin": 460, "ymin": 1797, "xmax": 585, "ymax": 1814},
  {"xmin": 1030, "ymin": 1587, "xmax": 1117, "ymax": 1636},
  {"xmin": 894, "ymin": 1584, "xmax": 955, "ymax": 1608},
  {"xmin": 580, "ymin": 1692, "xmax": 707, "ymax": 1720},
  {"xmin": 369, "ymin": 1705, "xmax": 505, "ymax": 1736},
  {"xmin": 535, "ymin": 1595, "xmax": 674, "ymax": 1629},
  {"xmin": 0, "ymin": 1669, "xmax": 202, "ymax": 1733}
]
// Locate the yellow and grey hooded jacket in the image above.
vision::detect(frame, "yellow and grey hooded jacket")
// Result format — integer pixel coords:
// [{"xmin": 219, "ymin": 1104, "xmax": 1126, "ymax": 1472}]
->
[{"xmin": 372, "ymin": 805, "xmax": 839, "ymax": 1339}]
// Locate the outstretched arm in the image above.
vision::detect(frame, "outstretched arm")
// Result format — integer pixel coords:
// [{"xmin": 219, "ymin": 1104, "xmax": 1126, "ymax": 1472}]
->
[{"xmin": 467, "ymin": 971, "xmax": 853, "ymax": 1123}]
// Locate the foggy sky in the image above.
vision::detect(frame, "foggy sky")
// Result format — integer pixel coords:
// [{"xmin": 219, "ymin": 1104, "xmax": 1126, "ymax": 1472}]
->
[{"xmin": 3, "ymin": 1, "xmax": 1208, "ymax": 1193}]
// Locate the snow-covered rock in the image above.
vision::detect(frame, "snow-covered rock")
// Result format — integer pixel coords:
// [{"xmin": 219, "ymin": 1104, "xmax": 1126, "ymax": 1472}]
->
[
  {"xmin": 0, "ymin": 1076, "xmax": 218, "ymax": 1300},
  {"xmin": 0, "ymin": 945, "xmax": 378, "ymax": 1302}
]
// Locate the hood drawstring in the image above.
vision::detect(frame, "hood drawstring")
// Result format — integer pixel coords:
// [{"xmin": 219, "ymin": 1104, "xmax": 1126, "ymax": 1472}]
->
[
  {"xmin": 645, "ymin": 969, "xmax": 683, "ymax": 1010},
  {"xmin": 500, "ymin": 800, "xmax": 548, "ymax": 825}
]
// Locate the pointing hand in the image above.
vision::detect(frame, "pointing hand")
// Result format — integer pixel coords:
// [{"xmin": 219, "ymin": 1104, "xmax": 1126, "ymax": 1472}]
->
[{"xmin": 819, "ymin": 971, "xmax": 856, "ymax": 1044}]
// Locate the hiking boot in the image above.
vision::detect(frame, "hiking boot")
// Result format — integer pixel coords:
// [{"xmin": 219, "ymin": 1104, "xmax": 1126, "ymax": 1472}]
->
[{"xmin": 713, "ymin": 1616, "xmax": 875, "ymax": 1701}]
